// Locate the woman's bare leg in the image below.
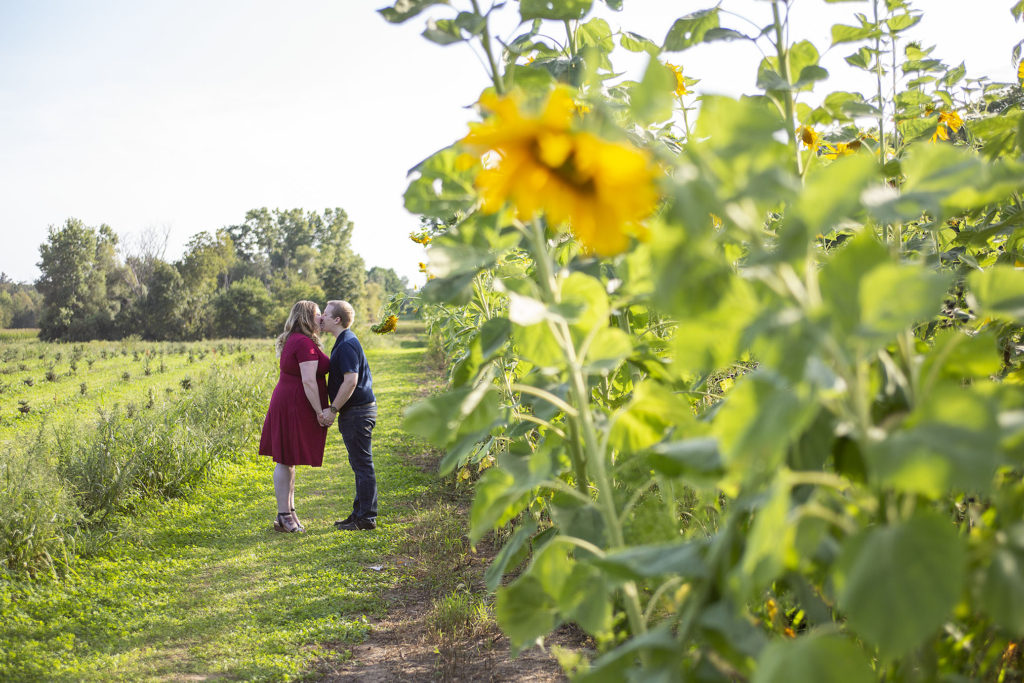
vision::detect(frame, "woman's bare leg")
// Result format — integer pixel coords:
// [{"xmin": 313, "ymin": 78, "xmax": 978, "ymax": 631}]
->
[
  {"xmin": 274, "ymin": 464, "xmax": 294, "ymax": 514},
  {"xmin": 288, "ymin": 472, "xmax": 296, "ymax": 512}
]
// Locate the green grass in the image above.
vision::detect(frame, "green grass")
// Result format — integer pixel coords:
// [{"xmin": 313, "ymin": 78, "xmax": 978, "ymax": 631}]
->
[{"xmin": 0, "ymin": 337, "xmax": 438, "ymax": 681}]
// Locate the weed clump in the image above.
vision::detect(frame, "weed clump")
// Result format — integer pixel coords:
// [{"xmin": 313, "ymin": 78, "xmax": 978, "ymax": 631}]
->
[{"xmin": 0, "ymin": 449, "xmax": 79, "ymax": 577}]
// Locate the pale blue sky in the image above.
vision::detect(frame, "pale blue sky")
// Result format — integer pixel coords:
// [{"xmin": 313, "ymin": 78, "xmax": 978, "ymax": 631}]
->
[{"xmin": 0, "ymin": 1, "xmax": 1019, "ymax": 286}]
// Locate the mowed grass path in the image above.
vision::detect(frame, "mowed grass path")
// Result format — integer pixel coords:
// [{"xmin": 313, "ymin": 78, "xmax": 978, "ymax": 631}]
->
[{"xmin": 1, "ymin": 335, "xmax": 437, "ymax": 681}]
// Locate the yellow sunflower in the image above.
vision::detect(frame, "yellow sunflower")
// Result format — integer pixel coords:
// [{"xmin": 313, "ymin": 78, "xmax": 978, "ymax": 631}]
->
[
  {"xmin": 821, "ymin": 140, "xmax": 860, "ymax": 160},
  {"xmin": 461, "ymin": 89, "xmax": 659, "ymax": 256},
  {"xmin": 938, "ymin": 110, "xmax": 963, "ymax": 131},
  {"xmin": 667, "ymin": 62, "xmax": 689, "ymax": 97},
  {"xmin": 796, "ymin": 125, "xmax": 820, "ymax": 150},
  {"xmin": 931, "ymin": 110, "xmax": 964, "ymax": 143},
  {"xmin": 371, "ymin": 315, "xmax": 398, "ymax": 335}
]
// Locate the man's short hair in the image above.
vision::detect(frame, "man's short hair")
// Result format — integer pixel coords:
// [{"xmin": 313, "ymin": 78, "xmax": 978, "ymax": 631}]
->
[{"xmin": 326, "ymin": 300, "xmax": 355, "ymax": 329}]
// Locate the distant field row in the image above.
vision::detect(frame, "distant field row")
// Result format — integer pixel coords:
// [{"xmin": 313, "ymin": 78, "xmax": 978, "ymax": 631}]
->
[
  {"xmin": 0, "ymin": 328, "xmax": 39, "ymax": 342},
  {"xmin": 0, "ymin": 323, "xmax": 423, "ymax": 441},
  {"xmin": 0, "ymin": 337, "xmax": 276, "ymax": 443}
]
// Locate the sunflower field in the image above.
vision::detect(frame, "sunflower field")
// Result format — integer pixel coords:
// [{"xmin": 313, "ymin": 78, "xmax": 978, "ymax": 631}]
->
[{"xmin": 386, "ymin": 0, "xmax": 1024, "ymax": 679}]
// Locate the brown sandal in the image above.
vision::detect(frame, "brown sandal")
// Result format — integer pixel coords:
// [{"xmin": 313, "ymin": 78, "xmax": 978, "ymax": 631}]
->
[
  {"xmin": 274, "ymin": 512, "xmax": 302, "ymax": 533},
  {"xmin": 291, "ymin": 508, "xmax": 306, "ymax": 532}
]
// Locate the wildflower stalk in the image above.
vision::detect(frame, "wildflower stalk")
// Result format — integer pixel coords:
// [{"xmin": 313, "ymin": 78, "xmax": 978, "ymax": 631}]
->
[{"xmin": 525, "ymin": 218, "xmax": 648, "ymax": 640}]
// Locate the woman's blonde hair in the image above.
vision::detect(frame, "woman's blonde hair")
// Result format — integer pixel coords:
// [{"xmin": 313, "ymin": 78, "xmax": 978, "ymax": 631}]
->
[{"xmin": 275, "ymin": 300, "xmax": 322, "ymax": 356}]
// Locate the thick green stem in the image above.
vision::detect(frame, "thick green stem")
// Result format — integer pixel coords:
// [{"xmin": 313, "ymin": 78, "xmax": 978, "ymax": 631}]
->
[
  {"xmin": 873, "ymin": 0, "xmax": 887, "ymax": 164},
  {"xmin": 471, "ymin": 0, "xmax": 504, "ymax": 94},
  {"xmin": 891, "ymin": 24, "xmax": 898, "ymax": 155},
  {"xmin": 680, "ymin": 99, "xmax": 692, "ymax": 142},
  {"xmin": 771, "ymin": 1, "xmax": 803, "ymax": 178},
  {"xmin": 853, "ymin": 356, "xmax": 873, "ymax": 442},
  {"xmin": 897, "ymin": 329, "xmax": 918, "ymax": 409},
  {"xmin": 616, "ymin": 310, "xmax": 643, "ymax": 390},
  {"xmin": 565, "ymin": 417, "xmax": 589, "ymax": 493},
  {"xmin": 564, "ymin": 20, "xmax": 576, "ymax": 57},
  {"xmin": 473, "ymin": 274, "xmax": 491, "ymax": 319},
  {"xmin": 526, "ymin": 219, "xmax": 647, "ymax": 637}
]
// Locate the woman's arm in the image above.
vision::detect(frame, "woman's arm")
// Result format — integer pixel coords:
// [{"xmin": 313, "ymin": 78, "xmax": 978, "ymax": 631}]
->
[{"xmin": 298, "ymin": 360, "xmax": 324, "ymax": 417}]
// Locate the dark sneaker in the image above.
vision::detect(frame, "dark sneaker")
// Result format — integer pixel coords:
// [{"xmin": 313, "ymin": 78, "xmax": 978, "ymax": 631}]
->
[
  {"xmin": 333, "ymin": 515, "xmax": 354, "ymax": 529},
  {"xmin": 336, "ymin": 518, "xmax": 376, "ymax": 531}
]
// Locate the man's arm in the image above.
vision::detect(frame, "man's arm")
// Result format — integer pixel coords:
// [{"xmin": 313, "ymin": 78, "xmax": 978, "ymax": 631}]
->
[
  {"xmin": 333, "ymin": 372, "xmax": 358, "ymax": 409},
  {"xmin": 322, "ymin": 372, "xmax": 358, "ymax": 423}
]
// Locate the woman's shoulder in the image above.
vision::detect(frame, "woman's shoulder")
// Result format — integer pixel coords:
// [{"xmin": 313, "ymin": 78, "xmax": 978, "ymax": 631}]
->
[{"xmin": 288, "ymin": 332, "xmax": 323, "ymax": 355}]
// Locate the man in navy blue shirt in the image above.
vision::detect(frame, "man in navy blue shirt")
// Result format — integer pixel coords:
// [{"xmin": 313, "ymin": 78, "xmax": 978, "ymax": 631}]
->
[{"xmin": 320, "ymin": 300, "xmax": 378, "ymax": 530}]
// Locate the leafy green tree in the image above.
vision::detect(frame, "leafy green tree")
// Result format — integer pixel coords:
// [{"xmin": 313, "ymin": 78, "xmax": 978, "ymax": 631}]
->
[
  {"xmin": 32, "ymin": 206, "xmax": 371, "ymax": 340},
  {"xmin": 105, "ymin": 232, "xmax": 143, "ymax": 339},
  {"xmin": 269, "ymin": 208, "xmax": 317, "ymax": 274},
  {"xmin": 363, "ymin": 279, "xmax": 385, "ymax": 322},
  {"xmin": 36, "ymin": 219, "xmax": 128, "ymax": 340},
  {"xmin": 0, "ymin": 289, "xmax": 13, "ymax": 328},
  {"xmin": 313, "ymin": 208, "xmax": 366, "ymax": 314},
  {"xmin": 143, "ymin": 261, "xmax": 187, "ymax": 340},
  {"xmin": 267, "ymin": 274, "xmax": 325, "ymax": 330},
  {"xmin": 10, "ymin": 288, "xmax": 42, "ymax": 328},
  {"xmin": 320, "ymin": 253, "xmax": 366, "ymax": 315},
  {"xmin": 179, "ymin": 229, "xmax": 236, "ymax": 292},
  {"xmin": 222, "ymin": 207, "xmax": 366, "ymax": 313},
  {"xmin": 122, "ymin": 226, "xmax": 170, "ymax": 296},
  {"xmin": 0, "ymin": 274, "xmax": 42, "ymax": 328},
  {"xmin": 210, "ymin": 277, "xmax": 275, "ymax": 338},
  {"xmin": 365, "ymin": 265, "xmax": 413, "ymax": 320},
  {"xmin": 176, "ymin": 229, "xmax": 237, "ymax": 338},
  {"xmin": 313, "ymin": 208, "xmax": 356, "ymax": 262},
  {"xmin": 224, "ymin": 210, "xmax": 268, "ymax": 266},
  {"xmin": 367, "ymin": 266, "xmax": 409, "ymax": 296}
]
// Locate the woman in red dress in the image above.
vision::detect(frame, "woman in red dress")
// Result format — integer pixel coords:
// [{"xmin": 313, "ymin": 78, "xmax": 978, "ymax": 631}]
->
[{"xmin": 258, "ymin": 300, "xmax": 330, "ymax": 533}]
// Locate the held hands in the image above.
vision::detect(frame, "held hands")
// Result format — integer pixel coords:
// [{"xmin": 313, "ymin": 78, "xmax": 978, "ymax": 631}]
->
[{"xmin": 319, "ymin": 408, "xmax": 335, "ymax": 427}]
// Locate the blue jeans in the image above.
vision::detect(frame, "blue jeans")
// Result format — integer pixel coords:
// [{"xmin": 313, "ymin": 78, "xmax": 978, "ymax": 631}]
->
[{"xmin": 338, "ymin": 403, "xmax": 377, "ymax": 522}]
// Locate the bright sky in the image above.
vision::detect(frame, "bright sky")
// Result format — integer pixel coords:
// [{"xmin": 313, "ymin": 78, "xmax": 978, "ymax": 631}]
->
[{"xmin": 0, "ymin": 1, "xmax": 1019, "ymax": 287}]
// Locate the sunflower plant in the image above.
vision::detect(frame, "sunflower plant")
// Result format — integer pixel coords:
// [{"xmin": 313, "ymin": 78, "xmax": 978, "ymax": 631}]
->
[{"xmin": 387, "ymin": 0, "xmax": 1024, "ymax": 679}]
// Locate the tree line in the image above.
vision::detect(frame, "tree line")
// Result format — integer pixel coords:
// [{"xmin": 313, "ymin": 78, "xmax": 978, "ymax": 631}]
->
[
  {"xmin": 0, "ymin": 274, "xmax": 42, "ymax": 328},
  {"xmin": 7, "ymin": 207, "xmax": 412, "ymax": 341}
]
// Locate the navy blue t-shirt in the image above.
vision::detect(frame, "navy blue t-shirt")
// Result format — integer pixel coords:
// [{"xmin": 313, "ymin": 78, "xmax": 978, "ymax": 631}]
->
[{"xmin": 328, "ymin": 328, "xmax": 375, "ymax": 408}]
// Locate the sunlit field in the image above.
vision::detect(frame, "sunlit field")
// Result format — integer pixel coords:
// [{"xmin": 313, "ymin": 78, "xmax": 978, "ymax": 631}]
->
[{"xmin": 0, "ymin": 326, "xmax": 445, "ymax": 679}]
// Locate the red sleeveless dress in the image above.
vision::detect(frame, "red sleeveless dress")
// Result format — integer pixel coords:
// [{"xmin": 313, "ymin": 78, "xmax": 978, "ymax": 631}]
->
[{"xmin": 258, "ymin": 333, "xmax": 329, "ymax": 467}]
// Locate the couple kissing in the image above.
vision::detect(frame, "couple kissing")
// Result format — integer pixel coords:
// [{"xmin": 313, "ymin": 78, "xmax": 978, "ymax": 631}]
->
[{"xmin": 257, "ymin": 300, "xmax": 378, "ymax": 534}]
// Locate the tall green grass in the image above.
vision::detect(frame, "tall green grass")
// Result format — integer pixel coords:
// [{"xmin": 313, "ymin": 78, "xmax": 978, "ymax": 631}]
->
[
  {"xmin": 0, "ymin": 362, "xmax": 274, "ymax": 577},
  {"xmin": 0, "ymin": 446, "xmax": 79, "ymax": 578}
]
